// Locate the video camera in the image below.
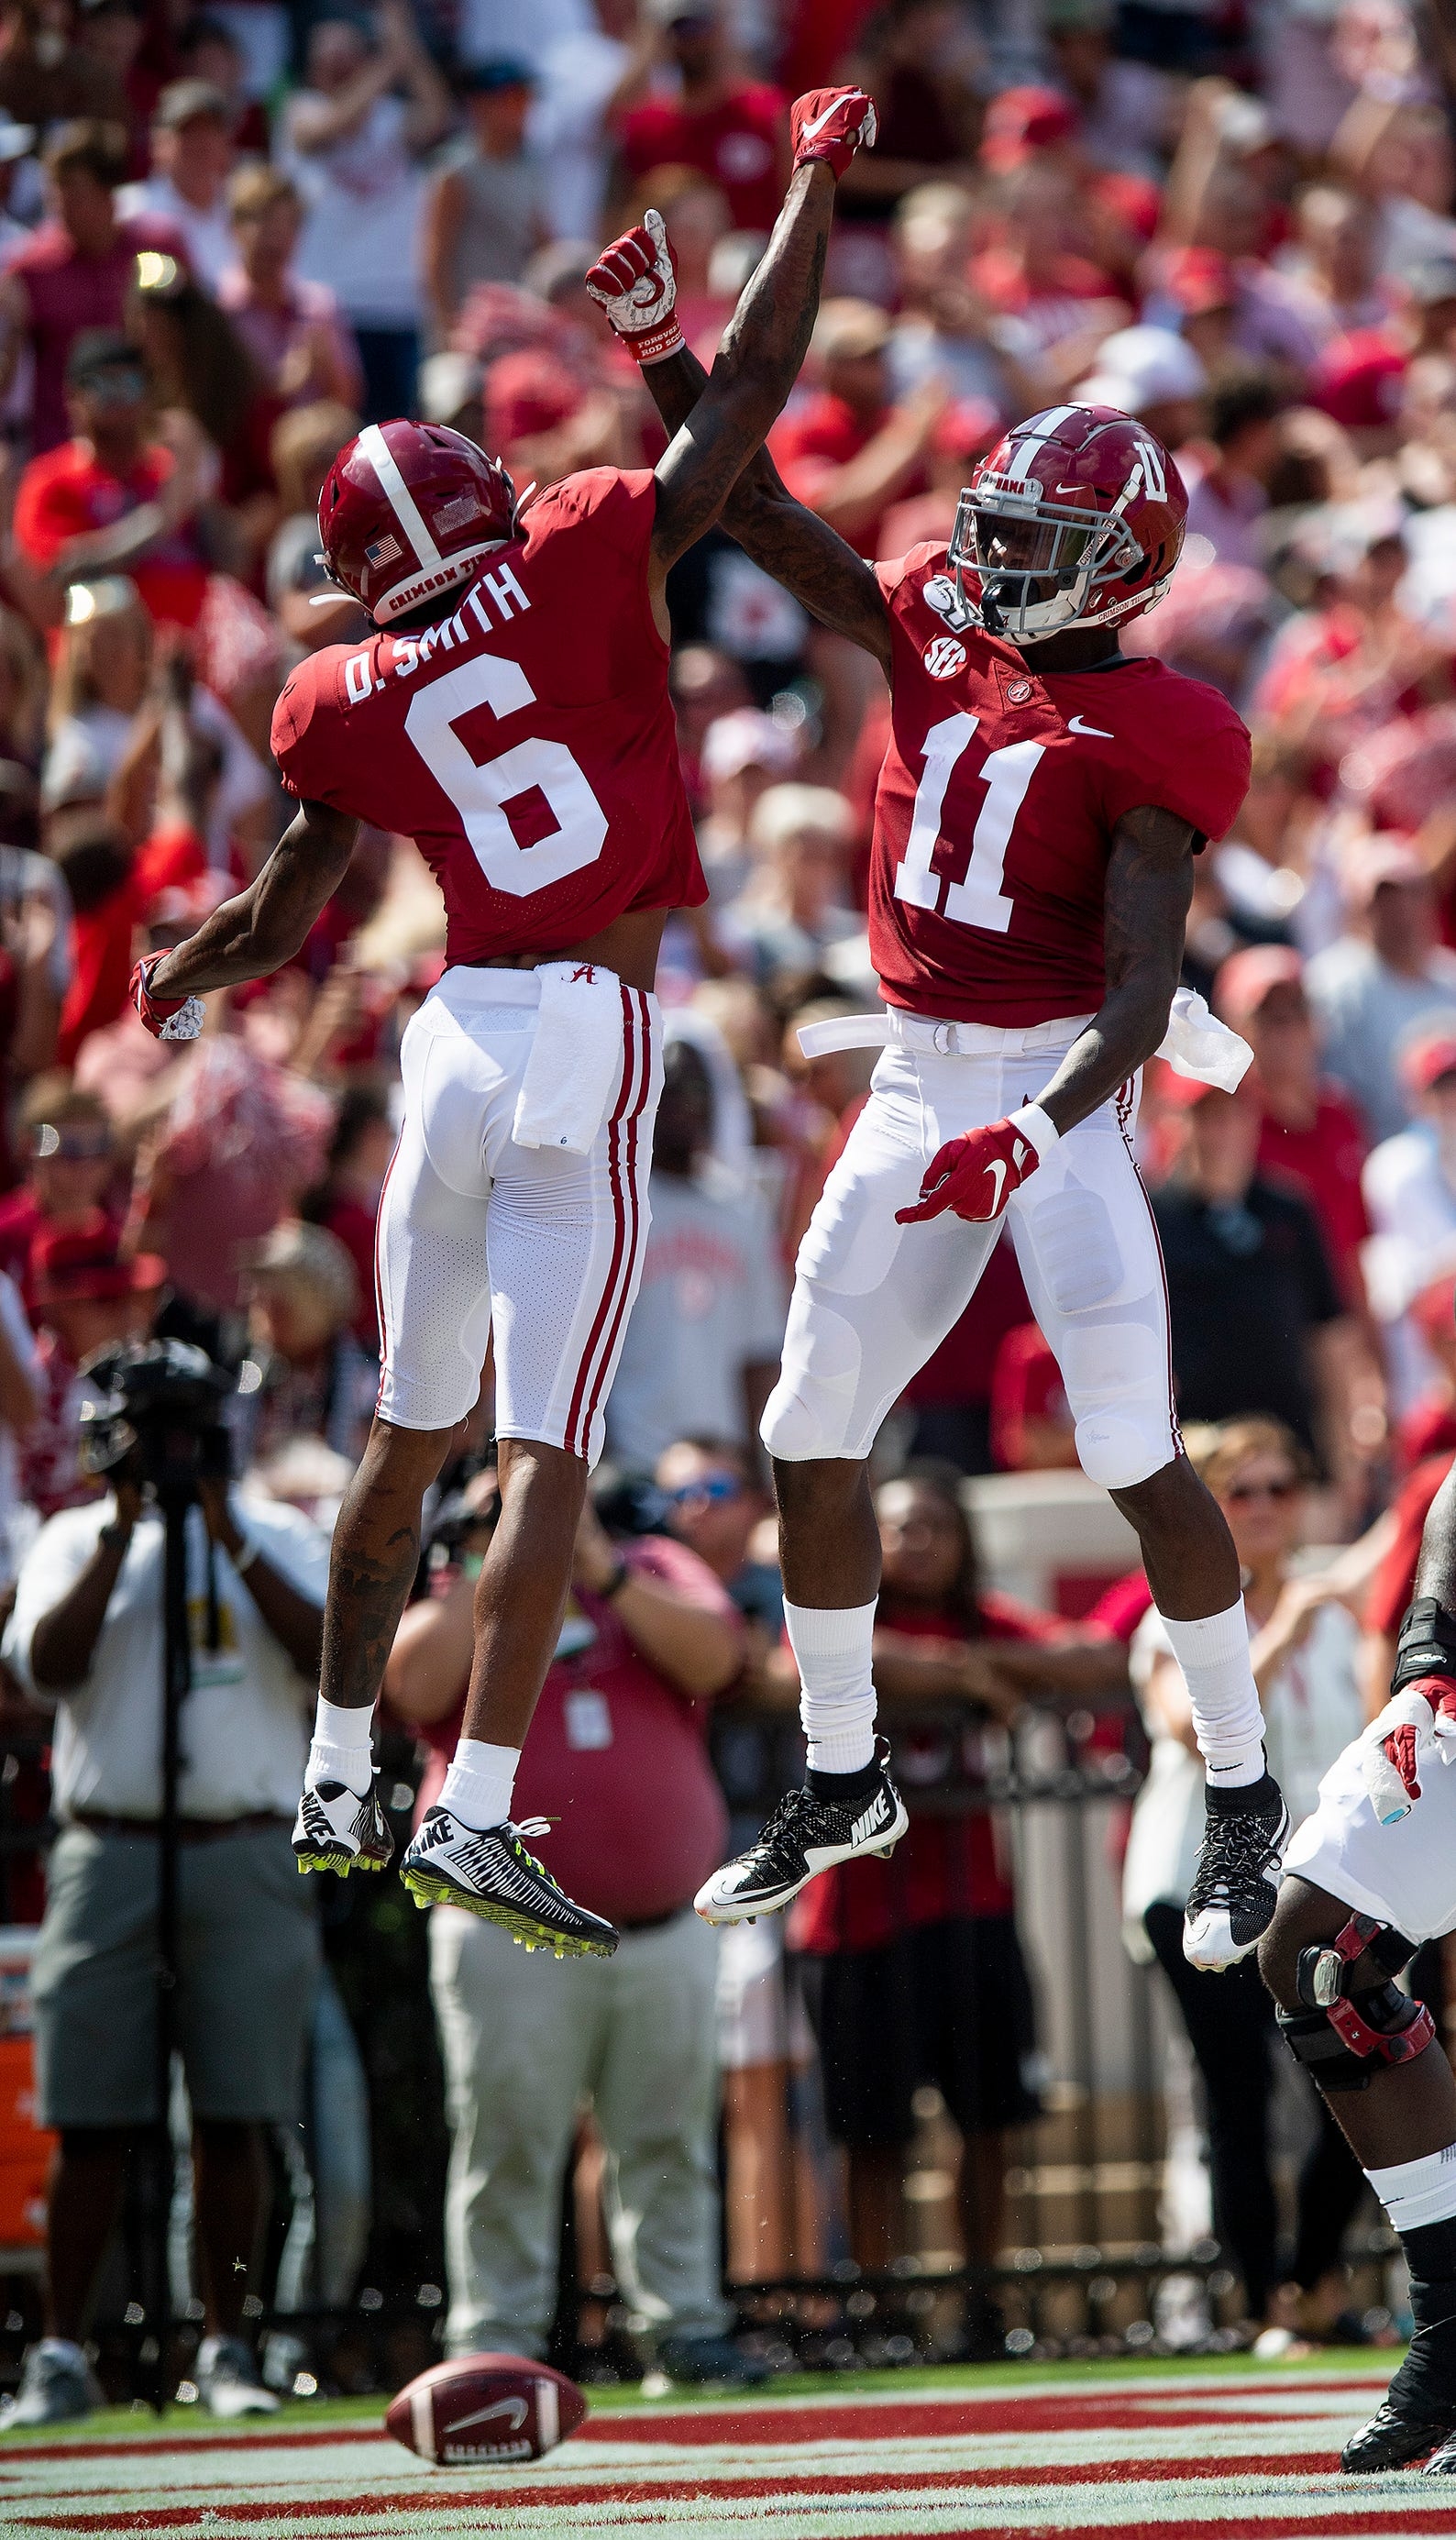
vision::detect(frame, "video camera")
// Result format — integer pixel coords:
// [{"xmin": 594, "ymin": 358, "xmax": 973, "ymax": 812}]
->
[{"xmin": 77, "ymin": 1338, "xmax": 236, "ymax": 1501}]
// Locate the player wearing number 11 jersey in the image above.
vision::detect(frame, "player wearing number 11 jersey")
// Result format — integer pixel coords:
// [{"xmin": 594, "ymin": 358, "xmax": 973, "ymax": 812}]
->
[
  {"xmin": 615, "ymin": 251, "xmax": 1285, "ymax": 1972},
  {"xmin": 124, "ymin": 86, "xmax": 880, "ymax": 1962}
]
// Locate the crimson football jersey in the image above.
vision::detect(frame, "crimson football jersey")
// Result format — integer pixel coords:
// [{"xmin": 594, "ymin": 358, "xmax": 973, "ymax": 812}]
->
[
  {"xmin": 271, "ymin": 469, "xmax": 706, "ymax": 966},
  {"xmin": 869, "ymin": 545, "xmax": 1252, "ymax": 1027}
]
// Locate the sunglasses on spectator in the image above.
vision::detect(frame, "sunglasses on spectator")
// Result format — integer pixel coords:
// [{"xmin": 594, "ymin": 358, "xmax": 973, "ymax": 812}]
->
[
  {"xmin": 1224, "ymin": 1474, "xmax": 1299, "ymax": 1504},
  {"xmin": 667, "ymin": 1474, "xmax": 742, "ymax": 1506},
  {"xmin": 33, "ymin": 1123, "xmax": 112, "ymax": 1161}
]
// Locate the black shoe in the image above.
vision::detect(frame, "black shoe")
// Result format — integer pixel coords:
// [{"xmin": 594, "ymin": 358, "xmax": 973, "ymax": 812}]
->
[
  {"xmin": 1342, "ymin": 2394, "xmax": 1456, "ymax": 2472},
  {"xmin": 292, "ymin": 1776, "xmax": 393, "ymax": 1876},
  {"xmin": 1182, "ymin": 1772, "xmax": 1290, "ymax": 1971},
  {"xmin": 692, "ymin": 1740, "xmax": 908, "ymax": 1925},
  {"xmin": 400, "ymin": 1808, "xmax": 618, "ymax": 1957}
]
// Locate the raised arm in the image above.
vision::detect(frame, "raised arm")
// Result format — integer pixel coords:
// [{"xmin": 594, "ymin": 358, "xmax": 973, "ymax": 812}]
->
[
  {"xmin": 634, "ymin": 330, "xmax": 891, "ymax": 668},
  {"xmin": 587, "ymin": 88, "xmax": 886, "ymax": 639},
  {"xmin": 130, "ymin": 801, "xmax": 359, "ymax": 1037}
]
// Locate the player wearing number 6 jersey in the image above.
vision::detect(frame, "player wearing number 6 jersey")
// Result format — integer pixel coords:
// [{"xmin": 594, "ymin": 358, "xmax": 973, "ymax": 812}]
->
[
  {"xmin": 127, "ymin": 86, "xmax": 879, "ymax": 1961},
  {"xmin": 614, "ymin": 251, "xmax": 1285, "ymax": 1971}
]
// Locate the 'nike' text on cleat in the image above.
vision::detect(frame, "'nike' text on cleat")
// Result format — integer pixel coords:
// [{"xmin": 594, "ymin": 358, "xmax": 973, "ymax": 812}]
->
[
  {"xmin": 292, "ymin": 1777, "xmax": 393, "ymax": 1876},
  {"xmin": 400, "ymin": 1808, "xmax": 618, "ymax": 1957},
  {"xmin": 694, "ymin": 1740, "xmax": 908, "ymax": 1926}
]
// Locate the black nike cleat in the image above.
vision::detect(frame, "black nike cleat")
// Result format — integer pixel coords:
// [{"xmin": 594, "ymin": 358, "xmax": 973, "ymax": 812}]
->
[
  {"xmin": 694, "ymin": 1739, "xmax": 908, "ymax": 1926},
  {"xmin": 400, "ymin": 1808, "xmax": 618, "ymax": 1957},
  {"xmin": 1183, "ymin": 1772, "xmax": 1290, "ymax": 1971},
  {"xmin": 1342, "ymin": 2395, "xmax": 1455, "ymax": 2473},
  {"xmin": 292, "ymin": 1777, "xmax": 393, "ymax": 1876}
]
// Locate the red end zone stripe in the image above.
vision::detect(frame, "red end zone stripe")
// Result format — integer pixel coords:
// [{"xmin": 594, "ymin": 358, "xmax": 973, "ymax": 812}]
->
[{"xmin": 19, "ymin": 2455, "xmax": 1419, "ymax": 2525}]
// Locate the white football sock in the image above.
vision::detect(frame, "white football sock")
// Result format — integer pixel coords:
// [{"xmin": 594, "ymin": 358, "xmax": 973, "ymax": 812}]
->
[
  {"xmin": 1366, "ymin": 2145, "xmax": 1456, "ymax": 2233},
  {"xmin": 785, "ymin": 1598, "xmax": 877, "ymax": 1774},
  {"xmin": 306, "ymin": 1695, "xmax": 374, "ymax": 1798},
  {"xmin": 440, "ymin": 1739, "xmax": 519, "ymax": 1831},
  {"xmin": 1157, "ymin": 1598, "xmax": 1266, "ymax": 1786}
]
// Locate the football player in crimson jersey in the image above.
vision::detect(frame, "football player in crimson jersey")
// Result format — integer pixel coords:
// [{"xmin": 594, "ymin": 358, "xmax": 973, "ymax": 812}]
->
[
  {"xmin": 126, "ymin": 87, "xmax": 878, "ymax": 1961},
  {"xmin": 606, "ymin": 223, "xmax": 1287, "ymax": 1973}
]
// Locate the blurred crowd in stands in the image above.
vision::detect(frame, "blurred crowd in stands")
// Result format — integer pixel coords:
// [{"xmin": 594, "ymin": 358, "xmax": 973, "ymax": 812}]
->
[{"xmin": 6, "ymin": 0, "xmax": 1456, "ymax": 2393}]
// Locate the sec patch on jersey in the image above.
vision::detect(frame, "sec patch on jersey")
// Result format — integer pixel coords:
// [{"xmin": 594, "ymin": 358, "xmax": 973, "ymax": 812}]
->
[{"xmin": 385, "ymin": 2352, "xmax": 588, "ymax": 2466}]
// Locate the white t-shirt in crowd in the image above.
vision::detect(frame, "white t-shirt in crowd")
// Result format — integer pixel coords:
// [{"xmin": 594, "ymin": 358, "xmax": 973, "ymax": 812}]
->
[
  {"xmin": 281, "ymin": 92, "xmax": 424, "ymax": 328},
  {"xmin": 530, "ymin": 25, "xmax": 629, "ymax": 242},
  {"xmin": 116, "ymin": 174, "xmax": 236, "ymax": 292},
  {"xmin": 1121, "ymin": 1592, "xmax": 1365, "ymax": 1955},
  {"xmin": 5, "ymin": 1490, "xmax": 330, "ymax": 1820},
  {"xmin": 607, "ymin": 1164, "xmax": 786, "ymax": 1468}
]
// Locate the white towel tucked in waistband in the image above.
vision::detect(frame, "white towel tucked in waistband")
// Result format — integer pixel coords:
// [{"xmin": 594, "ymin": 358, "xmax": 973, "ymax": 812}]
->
[
  {"xmin": 799, "ymin": 985, "xmax": 1252, "ymax": 1092},
  {"xmin": 1156, "ymin": 987, "xmax": 1252, "ymax": 1091},
  {"xmin": 513, "ymin": 960, "xmax": 626, "ymax": 1154}
]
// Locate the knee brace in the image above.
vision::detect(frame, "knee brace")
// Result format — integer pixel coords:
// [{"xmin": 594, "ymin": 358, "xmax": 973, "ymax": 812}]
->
[
  {"xmin": 1276, "ymin": 1911, "xmax": 1434, "ymax": 2091},
  {"xmin": 1393, "ymin": 1596, "xmax": 1456, "ymax": 1698}
]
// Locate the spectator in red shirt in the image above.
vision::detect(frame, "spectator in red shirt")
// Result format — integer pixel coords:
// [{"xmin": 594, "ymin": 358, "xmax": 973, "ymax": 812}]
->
[
  {"xmin": 217, "ymin": 165, "xmax": 362, "ymax": 417},
  {"xmin": 0, "ymin": 1079, "xmax": 120, "ymax": 1310},
  {"xmin": 384, "ymin": 1471, "xmax": 762, "ymax": 2384},
  {"xmin": 0, "ymin": 119, "xmax": 188, "ymax": 453},
  {"xmin": 770, "ymin": 297, "xmax": 939, "ymax": 561},
  {"xmin": 616, "ymin": 0, "xmax": 788, "ymax": 236},
  {"xmin": 1213, "ymin": 944, "xmax": 1373, "ymax": 1310},
  {"xmin": 12, "ymin": 332, "xmax": 211, "ymax": 637},
  {"xmin": 789, "ymin": 1464, "xmax": 1124, "ymax": 2353}
]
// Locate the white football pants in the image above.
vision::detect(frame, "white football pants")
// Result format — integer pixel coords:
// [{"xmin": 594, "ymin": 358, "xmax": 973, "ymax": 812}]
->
[
  {"xmin": 376, "ymin": 966, "xmax": 662, "ymax": 1463},
  {"xmin": 762, "ymin": 1011, "xmax": 1179, "ymax": 1492}
]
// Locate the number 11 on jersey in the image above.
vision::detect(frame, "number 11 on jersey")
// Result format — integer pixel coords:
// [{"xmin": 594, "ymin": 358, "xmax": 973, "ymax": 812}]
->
[{"xmin": 895, "ymin": 712, "xmax": 1044, "ymax": 935}]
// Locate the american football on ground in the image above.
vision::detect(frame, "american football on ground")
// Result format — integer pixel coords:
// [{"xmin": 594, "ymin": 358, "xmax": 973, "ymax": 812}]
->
[{"xmin": 384, "ymin": 2350, "xmax": 587, "ymax": 2464}]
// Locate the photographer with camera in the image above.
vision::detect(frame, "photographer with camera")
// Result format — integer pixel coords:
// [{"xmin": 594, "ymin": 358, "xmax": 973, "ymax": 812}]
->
[
  {"xmin": 383, "ymin": 1463, "xmax": 763, "ymax": 2387},
  {"xmin": 0, "ymin": 1340, "xmax": 330, "ymax": 2429}
]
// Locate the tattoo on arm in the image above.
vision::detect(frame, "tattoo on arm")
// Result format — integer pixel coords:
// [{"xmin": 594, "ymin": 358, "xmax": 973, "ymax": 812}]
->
[
  {"xmin": 1031, "ymin": 803, "xmax": 1196, "ymax": 1137},
  {"xmin": 646, "ymin": 345, "xmax": 892, "ymax": 666},
  {"xmin": 149, "ymin": 801, "xmax": 358, "ymax": 999}
]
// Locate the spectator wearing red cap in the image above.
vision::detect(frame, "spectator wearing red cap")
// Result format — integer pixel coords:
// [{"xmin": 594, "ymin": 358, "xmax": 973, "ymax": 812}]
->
[
  {"xmin": 771, "ymin": 297, "xmax": 945, "ymax": 563},
  {"xmin": 1362, "ymin": 1027, "xmax": 1456, "ymax": 1419},
  {"xmin": 616, "ymin": 2, "xmax": 787, "ymax": 237},
  {"xmin": 21, "ymin": 1211, "xmax": 165, "ymax": 1518},
  {"xmin": 0, "ymin": 120, "xmax": 190, "ymax": 457},
  {"xmin": 1214, "ymin": 945, "xmax": 1372, "ymax": 1313},
  {"xmin": 1305, "ymin": 837, "xmax": 1456, "ymax": 1143}
]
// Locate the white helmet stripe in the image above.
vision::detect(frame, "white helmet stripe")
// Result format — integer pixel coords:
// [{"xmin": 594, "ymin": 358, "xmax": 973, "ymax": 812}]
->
[
  {"xmin": 998, "ymin": 405, "xmax": 1080, "ymax": 483},
  {"xmin": 358, "ymin": 423, "xmax": 442, "ymax": 569}
]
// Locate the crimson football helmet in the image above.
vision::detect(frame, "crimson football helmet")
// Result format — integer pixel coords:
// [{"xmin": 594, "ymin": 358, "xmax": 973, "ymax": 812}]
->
[
  {"xmin": 946, "ymin": 404, "xmax": 1187, "ymax": 645},
  {"xmin": 318, "ymin": 420, "xmax": 522, "ymax": 626}
]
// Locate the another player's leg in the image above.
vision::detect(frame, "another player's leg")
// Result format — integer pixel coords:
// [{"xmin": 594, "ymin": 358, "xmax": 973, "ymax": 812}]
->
[
  {"xmin": 695, "ymin": 1071, "xmax": 995, "ymax": 1925},
  {"xmin": 1261, "ymin": 1877, "xmax": 1456, "ymax": 2469},
  {"xmin": 292, "ymin": 1413, "xmax": 456, "ymax": 1874},
  {"xmin": 1009, "ymin": 1110, "xmax": 1284, "ymax": 1971}
]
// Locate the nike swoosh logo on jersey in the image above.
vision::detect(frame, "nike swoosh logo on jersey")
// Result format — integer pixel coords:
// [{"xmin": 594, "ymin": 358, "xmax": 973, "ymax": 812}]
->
[
  {"xmin": 800, "ymin": 96, "xmax": 860, "ymax": 138},
  {"xmin": 1066, "ymin": 715, "xmax": 1114, "ymax": 738},
  {"xmin": 985, "ymin": 1158, "xmax": 1009, "ymax": 1212}
]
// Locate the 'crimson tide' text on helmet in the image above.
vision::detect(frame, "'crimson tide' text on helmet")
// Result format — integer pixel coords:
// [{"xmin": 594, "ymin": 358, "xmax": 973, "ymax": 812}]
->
[
  {"xmin": 947, "ymin": 403, "xmax": 1188, "ymax": 646},
  {"xmin": 318, "ymin": 420, "xmax": 521, "ymax": 626}
]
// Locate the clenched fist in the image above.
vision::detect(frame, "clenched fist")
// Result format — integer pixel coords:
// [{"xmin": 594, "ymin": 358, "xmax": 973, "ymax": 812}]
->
[
  {"xmin": 130, "ymin": 953, "xmax": 204, "ymax": 1043},
  {"xmin": 790, "ymin": 86, "xmax": 878, "ymax": 180},
  {"xmin": 1362, "ymin": 1673, "xmax": 1456, "ymax": 1823},
  {"xmin": 585, "ymin": 208, "xmax": 681, "ymax": 367},
  {"xmin": 896, "ymin": 1110, "xmax": 1053, "ymax": 1226}
]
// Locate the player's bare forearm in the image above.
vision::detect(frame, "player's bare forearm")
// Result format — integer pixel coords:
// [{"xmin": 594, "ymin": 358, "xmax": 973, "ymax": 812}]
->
[
  {"xmin": 646, "ymin": 343, "xmax": 891, "ymax": 665},
  {"xmin": 147, "ymin": 801, "xmax": 358, "ymax": 999},
  {"xmin": 1031, "ymin": 805, "xmax": 1196, "ymax": 1137},
  {"xmin": 650, "ymin": 163, "xmax": 838, "ymax": 569}
]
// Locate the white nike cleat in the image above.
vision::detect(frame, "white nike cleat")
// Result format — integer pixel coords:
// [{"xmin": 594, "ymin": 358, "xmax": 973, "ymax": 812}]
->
[
  {"xmin": 292, "ymin": 1775, "xmax": 393, "ymax": 1876},
  {"xmin": 695, "ymin": 1740, "xmax": 908, "ymax": 1926},
  {"xmin": 400, "ymin": 1809, "xmax": 618, "ymax": 1957}
]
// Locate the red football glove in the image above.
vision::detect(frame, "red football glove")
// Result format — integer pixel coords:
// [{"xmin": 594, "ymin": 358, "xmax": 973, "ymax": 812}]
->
[
  {"xmin": 129, "ymin": 953, "xmax": 204, "ymax": 1043},
  {"xmin": 790, "ymin": 85, "xmax": 878, "ymax": 180},
  {"xmin": 584, "ymin": 207, "xmax": 682, "ymax": 367},
  {"xmin": 1366, "ymin": 1673, "xmax": 1456, "ymax": 1818},
  {"xmin": 896, "ymin": 1113, "xmax": 1045, "ymax": 1227}
]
